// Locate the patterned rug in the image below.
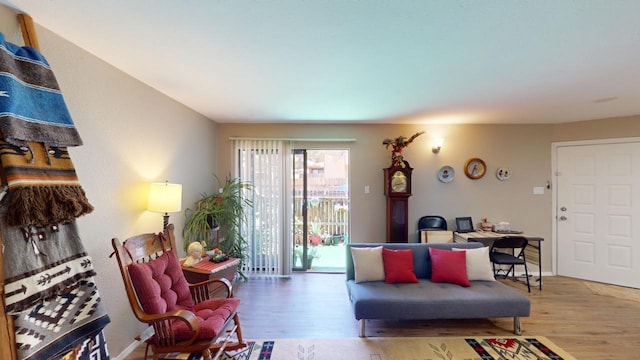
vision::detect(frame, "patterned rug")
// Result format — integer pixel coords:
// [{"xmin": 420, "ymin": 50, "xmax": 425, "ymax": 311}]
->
[{"xmin": 162, "ymin": 336, "xmax": 575, "ymax": 360}]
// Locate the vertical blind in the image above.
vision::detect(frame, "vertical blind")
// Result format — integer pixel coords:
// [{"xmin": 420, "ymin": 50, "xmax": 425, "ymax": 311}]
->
[{"xmin": 233, "ymin": 139, "xmax": 292, "ymax": 276}]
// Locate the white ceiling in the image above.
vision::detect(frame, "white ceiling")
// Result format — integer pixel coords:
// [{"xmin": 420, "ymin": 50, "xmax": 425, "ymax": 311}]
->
[{"xmin": 3, "ymin": 1, "xmax": 640, "ymax": 125}]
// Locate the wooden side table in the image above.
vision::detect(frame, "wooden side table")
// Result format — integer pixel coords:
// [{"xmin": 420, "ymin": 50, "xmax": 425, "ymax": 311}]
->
[{"xmin": 181, "ymin": 257, "xmax": 240, "ymax": 298}]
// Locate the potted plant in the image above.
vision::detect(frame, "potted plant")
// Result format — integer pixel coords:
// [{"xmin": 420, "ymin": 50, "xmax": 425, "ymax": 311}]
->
[
  {"xmin": 294, "ymin": 244, "xmax": 321, "ymax": 268},
  {"xmin": 307, "ymin": 246, "xmax": 320, "ymax": 268},
  {"xmin": 309, "ymin": 218, "xmax": 323, "ymax": 245},
  {"xmin": 183, "ymin": 175, "xmax": 252, "ymax": 271}
]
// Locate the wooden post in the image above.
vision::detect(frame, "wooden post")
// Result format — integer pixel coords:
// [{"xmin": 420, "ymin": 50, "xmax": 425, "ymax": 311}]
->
[
  {"xmin": 17, "ymin": 13, "xmax": 40, "ymax": 50},
  {"xmin": 0, "ymin": 230, "xmax": 17, "ymax": 360},
  {"xmin": 0, "ymin": 13, "xmax": 41, "ymax": 360}
]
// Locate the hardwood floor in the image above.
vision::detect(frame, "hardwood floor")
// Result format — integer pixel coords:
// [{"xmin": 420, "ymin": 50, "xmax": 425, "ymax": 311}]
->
[{"xmin": 125, "ymin": 273, "xmax": 640, "ymax": 360}]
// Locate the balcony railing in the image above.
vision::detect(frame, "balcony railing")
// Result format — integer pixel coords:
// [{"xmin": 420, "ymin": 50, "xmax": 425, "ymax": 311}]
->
[{"xmin": 294, "ymin": 190, "xmax": 349, "ymax": 244}]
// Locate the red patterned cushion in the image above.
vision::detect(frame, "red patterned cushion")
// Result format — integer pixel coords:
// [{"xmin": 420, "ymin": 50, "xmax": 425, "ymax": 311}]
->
[
  {"xmin": 128, "ymin": 251, "xmax": 194, "ymax": 314},
  {"xmin": 382, "ymin": 248, "xmax": 419, "ymax": 283},
  {"xmin": 429, "ymin": 247, "xmax": 470, "ymax": 287},
  {"xmin": 172, "ymin": 298, "xmax": 241, "ymax": 340},
  {"xmin": 128, "ymin": 251, "xmax": 241, "ymax": 342}
]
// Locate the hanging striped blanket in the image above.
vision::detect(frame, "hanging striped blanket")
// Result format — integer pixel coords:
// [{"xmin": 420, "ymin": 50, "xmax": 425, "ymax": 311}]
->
[
  {"xmin": 1, "ymin": 217, "xmax": 96, "ymax": 314},
  {"xmin": 0, "ymin": 139, "xmax": 93, "ymax": 227},
  {"xmin": 0, "ymin": 32, "xmax": 82, "ymax": 147}
]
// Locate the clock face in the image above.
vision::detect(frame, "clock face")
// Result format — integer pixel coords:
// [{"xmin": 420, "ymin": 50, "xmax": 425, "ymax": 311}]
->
[
  {"xmin": 391, "ymin": 171, "xmax": 407, "ymax": 192},
  {"xmin": 464, "ymin": 158, "xmax": 486, "ymax": 179}
]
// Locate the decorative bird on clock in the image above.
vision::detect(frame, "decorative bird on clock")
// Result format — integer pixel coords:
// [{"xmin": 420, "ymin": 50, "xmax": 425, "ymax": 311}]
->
[{"xmin": 382, "ymin": 131, "xmax": 425, "ymax": 167}]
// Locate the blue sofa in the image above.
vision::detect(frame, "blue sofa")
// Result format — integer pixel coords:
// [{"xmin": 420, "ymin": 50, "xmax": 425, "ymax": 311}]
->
[{"xmin": 346, "ymin": 242, "xmax": 531, "ymax": 337}]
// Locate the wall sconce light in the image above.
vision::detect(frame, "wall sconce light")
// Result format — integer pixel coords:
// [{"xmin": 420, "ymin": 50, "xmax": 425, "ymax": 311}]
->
[
  {"xmin": 432, "ymin": 138, "xmax": 444, "ymax": 154},
  {"xmin": 148, "ymin": 181, "xmax": 182, "ymax": 229}
]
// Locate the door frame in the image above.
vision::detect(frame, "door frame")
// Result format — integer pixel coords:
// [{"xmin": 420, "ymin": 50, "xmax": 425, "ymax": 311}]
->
[
  {"xmin": 292, "ymin": 148, "xmax": 310, "ymax": 271},
  {"xmin": 291, "ymin": 147, "xmax": 351, "ymax": 272},
  {"xmin": 551, "ymin": 136, "xmax": 640, "ymax": 278}
]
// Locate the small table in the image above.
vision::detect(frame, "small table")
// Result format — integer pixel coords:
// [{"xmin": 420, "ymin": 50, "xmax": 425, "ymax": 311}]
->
[
  {"xmin": 181, "ymin": 257, "xmax": 240, "ymax": 297},
  {"xmin": 454, "ymin": 231, "xmax": 543, "ymax": 290}
]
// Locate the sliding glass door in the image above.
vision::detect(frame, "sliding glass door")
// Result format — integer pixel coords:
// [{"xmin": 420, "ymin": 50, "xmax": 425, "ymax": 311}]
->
[
  {"xmin": 234, "ymin": 140, "xmax": 349, "ymax": 275},
  {"xmin": 292, "ymin": 149, "xmax": 350, "ymax": 272}
]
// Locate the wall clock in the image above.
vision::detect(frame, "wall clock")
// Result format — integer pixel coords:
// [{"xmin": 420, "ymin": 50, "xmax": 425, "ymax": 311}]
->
[{"xmin": 464, "ymin": 158, "xmax": 486, "ymax": 179}]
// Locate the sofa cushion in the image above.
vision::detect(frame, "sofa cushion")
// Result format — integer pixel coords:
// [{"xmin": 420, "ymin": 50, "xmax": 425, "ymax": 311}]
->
[
  {"xmin": 346, "ymin": 279, "xmax": 531, "ymax": 320},
  {"xmin": 453, "ymin": 246, "xmax": 496, "ymax": 281},
  {"xmin": 345, "ymin": 243, "xmax": 484, "ymax": 281},
  {"xmin": 350, "ymin": 246, "xmax": 385, "ymax": 283},
  {"xmin": 382, "ymin": 248, "xmax": 419, "ymax": 284},
  {"xmin": 429, "ymin": 247, "xmax": 470, "ymax": 287}
]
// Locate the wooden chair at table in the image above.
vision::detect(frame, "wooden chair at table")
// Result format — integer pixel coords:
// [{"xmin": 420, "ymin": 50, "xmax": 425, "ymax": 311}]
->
[
  {"xmin": 489, "ymin": 236, "xmax": 531, "ymax": 292},
  {"xmin": 110, "ymin": 224, "xmax": 245, "ymax": 360}
]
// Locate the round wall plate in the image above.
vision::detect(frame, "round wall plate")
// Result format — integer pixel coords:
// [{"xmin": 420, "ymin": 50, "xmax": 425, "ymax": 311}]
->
[
  {"xmin": 496, "ymin": 167, "xmax": 512, "ymax": 181},
  {"xmin": 464, "ymin": 158, "xmax": 486, "ymax": 179},
  {"xmin": 438, "ymin": 165, "xmax": 454, "ymax": 183}
]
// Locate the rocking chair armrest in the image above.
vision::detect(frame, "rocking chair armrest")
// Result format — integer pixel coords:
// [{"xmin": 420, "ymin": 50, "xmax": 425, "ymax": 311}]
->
[
  {"xmin": 189, "ymin": 277, "xmax": 234, "ymax": 301},
  {"xmin": 142, "ymin": 309, "xmax": 201, "ymax": 345},
  {"xmin": 141, "ymin": 309, "xmax": 200, "ymax": 331}
]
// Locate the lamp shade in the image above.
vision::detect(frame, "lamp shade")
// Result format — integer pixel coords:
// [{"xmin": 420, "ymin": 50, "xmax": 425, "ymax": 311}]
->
[{"xmin": 148, "ymin": 182, "xmax": 182, "ymax": 213}]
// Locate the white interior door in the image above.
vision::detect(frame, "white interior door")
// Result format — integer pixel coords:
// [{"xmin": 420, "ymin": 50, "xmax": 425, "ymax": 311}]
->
[{"xmin": 556, "ymin": 140, "xmax": 640, "ymax": 288}]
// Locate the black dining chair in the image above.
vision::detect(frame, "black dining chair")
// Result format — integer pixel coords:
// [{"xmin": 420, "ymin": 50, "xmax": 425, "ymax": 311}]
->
[
  {"xmin": 490, "ymin": 236, "xmax": 531, "ymax": 292},
  {"xmin": 417, "ymin": 216, "xmax": 448, "ymax": 242},
  {"xmin": 417, "ymin": 215, "xmax": 447, "ymax": 231}
]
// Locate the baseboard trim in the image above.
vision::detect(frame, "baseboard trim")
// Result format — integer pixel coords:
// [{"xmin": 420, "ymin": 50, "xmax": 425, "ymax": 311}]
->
[{"xmin": 113, "ymin": 340, "xmax": 142, "ymax": 360}]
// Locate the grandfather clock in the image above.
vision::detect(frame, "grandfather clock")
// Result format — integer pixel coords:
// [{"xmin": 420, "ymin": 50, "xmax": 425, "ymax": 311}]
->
[{"xmin": 384, "ymin": 160, "xmax": 413, "ymax": 243}]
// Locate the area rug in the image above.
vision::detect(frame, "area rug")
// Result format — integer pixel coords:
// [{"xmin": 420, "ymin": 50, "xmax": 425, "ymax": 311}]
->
[{"xmin": 162, "ymin": 336, "xmax": 576, "ymax": 360}]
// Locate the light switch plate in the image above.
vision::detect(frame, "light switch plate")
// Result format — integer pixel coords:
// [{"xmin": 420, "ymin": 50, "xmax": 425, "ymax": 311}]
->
[{"xmin": 533, "ymin": 186, "xmax": 545, "ymax": 195}]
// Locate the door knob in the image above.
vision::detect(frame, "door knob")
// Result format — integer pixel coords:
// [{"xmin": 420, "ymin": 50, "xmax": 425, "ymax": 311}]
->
[
  {"xmin": 559, "ymin": 216, "xmax": 567, "ymax": 221},
  {"xmin": 560, "ymin": 207, "xmax": 567, "ymax": 211}
]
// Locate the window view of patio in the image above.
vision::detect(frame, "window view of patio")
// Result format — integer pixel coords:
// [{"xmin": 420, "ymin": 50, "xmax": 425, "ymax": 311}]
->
[{"xmin": 293, "ymin": 149, "xmax": 349, "ymax": 272}]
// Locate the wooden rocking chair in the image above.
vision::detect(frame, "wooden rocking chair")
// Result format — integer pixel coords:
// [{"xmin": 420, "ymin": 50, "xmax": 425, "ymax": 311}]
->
[{"xmin": 111, "ymin": 224, "xmax": 245, "ymax": 360}]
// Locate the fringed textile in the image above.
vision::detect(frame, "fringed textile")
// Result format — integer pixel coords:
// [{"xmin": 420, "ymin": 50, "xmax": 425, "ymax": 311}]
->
[
  {"xmin": 0, "ymin": 32, "xmax": 83, "ymax": 147},
  {"xmin": 0, "ymin": 139, "xmax": 93, "ymax": 227},
  {"xmin": 12, "ymin": 279, "xmax": 111, "ymax": 360},
  {"xmin": 1, "ymin": 217, "xmax": 96, "ymax": 314}
]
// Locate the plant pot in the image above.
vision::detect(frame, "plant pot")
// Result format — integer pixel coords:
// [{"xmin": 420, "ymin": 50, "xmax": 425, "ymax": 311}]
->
[
  {"xmin": 310, "ymin": 235, "xmax": 322, "ymax": 246},
  {"xmin": 206, "ymin": 215, "xmax": 219, "ymax": 230}
]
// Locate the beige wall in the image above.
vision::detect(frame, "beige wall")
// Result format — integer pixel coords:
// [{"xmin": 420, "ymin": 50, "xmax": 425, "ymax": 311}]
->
[
  {"xmin": 217, "ymin": 118, "xmax": 640, "ymax": 281},
  {"xmin": 552, "ymin": 115, "xmax": 640, "ymax": 141},
  {"xmin": 1, "ymin": 8, "xmax": 220, "ymax": 359},
  {"xmin": 217, "ymin": 123, "xmax": 555, "ymax": 269}
]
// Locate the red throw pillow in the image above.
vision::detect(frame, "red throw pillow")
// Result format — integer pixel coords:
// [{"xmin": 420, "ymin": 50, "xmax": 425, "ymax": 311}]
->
[
  {"xmin": 382, "ymin": 248, "xmax": 419, "ymax": 283},
  {"xmin": 429, "ymin": 247, "xmax": 471, "ymax": 287}
]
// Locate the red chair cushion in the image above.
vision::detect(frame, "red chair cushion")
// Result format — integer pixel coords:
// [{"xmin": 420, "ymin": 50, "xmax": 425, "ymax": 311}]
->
[
  {"xmin": 172, "ymin": 298, "xmax": 241, "ymax": 340},
  {"xmin": 128, "ymin": 251, "xmax": 194, "ymax": 314}
]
